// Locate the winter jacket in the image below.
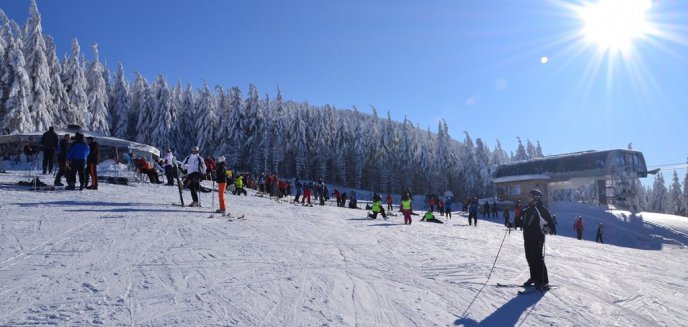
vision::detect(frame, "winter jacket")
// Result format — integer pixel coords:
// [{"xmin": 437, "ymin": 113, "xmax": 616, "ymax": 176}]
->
[
  {"xmin": 401, "ymin": 199, "xmax": 412, "ymax": 210},
  {"xmin": 87, "ymin": 141, "xmax": 99, "ymax": 165},
  {"xmin": 215, "ymin": 162, "xmax": 227, "ymax": 183},
  {"xmin": 41, "ymin": 129, "xmax": 58, "ymax": 151},
  {"xmin": 521, "ymin": 202, "xmax": 555, "ymax": 237},
  {"xmin": 235, "ymin": 176, "xmax": 244, "ymax": 188},
  {"xmin": 574, "ymin": 219, "xmax": 584, "ymax": 231},
  {"xmin": 66, "ymin": 141, "xmax": 90, "ymax": 161},
  {"xmin": 164, "ymin": 152, "xmax": 175, "ymax": 167},
  {"xmin": 371, "ymin": 200, "xmax": 382, "ymax": 213},
  {"xmin": 184, "ymin": 154, "xmax": 206, "ymax": 174}
]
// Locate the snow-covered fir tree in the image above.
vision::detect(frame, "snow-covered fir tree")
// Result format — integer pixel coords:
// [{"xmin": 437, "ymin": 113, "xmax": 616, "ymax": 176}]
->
[
  {"xmin": 86, "ymin": 43, "xmax": 109, "ymax": 134},
  {"xmin": 23, "ymin": 0, "xmax": 53, "ymax": 131},
  {"xmin": 174, "ymin": 84, "xmax": 197, "ymax": 154},
  {"xmin": 62, "ymin": 39, "xmax": 89, "ymax": 127},
  {"xmin": 150, "ymin": 75, "xmax": 175, "ymax": 149},
  {"xmin": 669, "ymin": 170, "xmax": 684, "ymax": 216},
  {"xmin": 195, "ymin": 81, "xmax": 218, "ymax": 155},
  {"xmin": 650, "ymin": 173, "xmax": 669, "ymax": 213},
  {"xmin": 110, "ymin": 63, "xmax": 130, "ymax": 139},
  {"xmin": 1, "ymin": 36, "xmax": 32, "ymax": 134},
  {"xmin": 270, "ymin": 87, "xmax": 287, "ymax": 176},
  {"xmin": 223, "ymin": 86, "xmax": 243, "ymax": 169},
  {"xmin": 132, "ymin": 73, "xmax": 154, "ymax": 144},
  {"xmin": 45, "ymin": 36, "xmax": 69, "ymax": 128},
  {"xmin": 513, "ymin": 137, "xmax": 528, "ymax": 161}
]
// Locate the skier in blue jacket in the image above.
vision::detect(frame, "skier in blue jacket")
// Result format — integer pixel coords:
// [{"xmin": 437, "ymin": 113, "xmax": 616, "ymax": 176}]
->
[{"xmin": 65, "ymin": 133, "xmax": 90, "ymax": 190}]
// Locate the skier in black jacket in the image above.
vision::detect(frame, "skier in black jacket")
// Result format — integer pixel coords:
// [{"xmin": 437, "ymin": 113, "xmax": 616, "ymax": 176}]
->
[
  {"xmin": 41, "ymin": 127, "xmax": 58, "ymax": 174},
  {"xmin": 521, "ymin": 189, "xmax": 555, "ymax": 290}
]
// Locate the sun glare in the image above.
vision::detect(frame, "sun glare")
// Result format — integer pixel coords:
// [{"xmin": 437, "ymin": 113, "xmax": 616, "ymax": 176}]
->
[{"xmin": 579, "ymin": 0, "xmax": 653, "ymax": 52}]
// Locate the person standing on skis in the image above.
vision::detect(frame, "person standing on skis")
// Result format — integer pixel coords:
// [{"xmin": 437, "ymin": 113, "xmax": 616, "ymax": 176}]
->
[
  {"xmin": 182, "ymin": 146, "xmax": 206, "ymax": 207},
  {"xmin": 215, "ymin": 156, "xmax": 228, "ymax": 214},
  {"xmin": 521, "ymin": 189, "xmax": 555, "ymax": 290}
]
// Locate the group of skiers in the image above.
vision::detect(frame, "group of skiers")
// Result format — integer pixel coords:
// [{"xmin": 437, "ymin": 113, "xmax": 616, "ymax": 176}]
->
[{"xmin": 35, "ymin": 127, "xmax": 100, "ymax": 191}]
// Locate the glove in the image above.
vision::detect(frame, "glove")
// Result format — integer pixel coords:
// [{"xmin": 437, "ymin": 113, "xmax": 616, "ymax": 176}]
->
[{"xmin": 543, "ymin": 225, "xmax": 552, "ymax": 234}]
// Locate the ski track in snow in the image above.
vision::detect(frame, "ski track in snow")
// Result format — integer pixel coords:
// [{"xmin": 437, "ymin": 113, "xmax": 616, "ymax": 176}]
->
[{"xmin": 0, "ymin": 170, "xmax": 687, "ymax": 326}]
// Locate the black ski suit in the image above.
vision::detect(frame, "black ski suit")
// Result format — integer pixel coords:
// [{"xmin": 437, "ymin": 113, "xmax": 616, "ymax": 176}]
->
[{"xmin": 521, "ymin": 201, "xmax": 555, "ymax": 286}]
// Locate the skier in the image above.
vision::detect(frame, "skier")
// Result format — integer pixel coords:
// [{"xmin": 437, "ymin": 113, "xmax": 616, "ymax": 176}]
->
[
  {"xmin": 302, "ymin": 181, "xmax": 312, "ymax": 206},
  {"xmin": 85, "ymin": 137, "xmax": 99, "ymax": 190},
  {"xmin": 65, "ymin": 133, "xmax": 89, "ymax": 191},
  {"xmin": 428, "ymin": 196, "xmax": 436, "ymax": 212},
  {"xmin": 215, "ymin": 156, "xmax": 228, "ymax": 214},
  {"xmin": 294, "ymin": 177, "xmax": 302, "ymax": 203},
  {"xmin": 401, "ymin": 193, "xmax": 413, "ymax": 225},
  {"xmin": 521, "ymin": 189, "xmax": 555, "ymax": 290},
  {"xmin": 182, "ymin": 146, "xmax": 207, "ymax": 207},
  {"xmin": 438, "ymin": 198, "xmax": 445, "ymax": 216},
  {"xmin": 54, "ymin": 133, "xmax": 71, "ymax": 186},
  {"xmin": 40, "ymin": 127, "xmax": 58, "ymax": 175},
  {"xmin": 421, "ymin": 210, "xmax": 444, "ymax": 224},
  {"xmin": 492, "ymin": 200, "xmax": 499, "ymax": 218},
  {"xmin": 503, "ymin": 207, "xmax": 511, "ymax": 228},
  {"xmin": 444, "ymin": 197, "xmax": 452, "ymax": 219},
  {"xmin": 368, "ymin": 193, "xmax": 387, "ymax": 220},
  {"xmin": 386, "ymin": 194, "xmax": 393, "ymax": 211},
  {"xmin": 596, "ymin": 223, "xmax": 604, "ymax": 243},
  {"xmin": 164, "ymin": 148, "xmax": 175, "ymax": 186},
  {"xmin": 468, "ymin": 197, "xmax": 479, "ymax": 226},
  {"xmin": 234, "ymin": 175, "xmax": 247, "ymax": 196},
  {"xmin": 574, "ymin": 216, "xmax": 584, "ymax": 240}
]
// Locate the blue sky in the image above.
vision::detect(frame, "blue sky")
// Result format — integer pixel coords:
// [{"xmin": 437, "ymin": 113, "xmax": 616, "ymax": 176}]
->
[{"xmin": 3, "ymin": 0, "xmax": 688, "ymax": 180}]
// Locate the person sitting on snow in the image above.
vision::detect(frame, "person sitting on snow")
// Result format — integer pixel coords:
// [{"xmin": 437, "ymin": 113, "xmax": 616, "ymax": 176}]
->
[{"xmin": 421, "ymin": 210, "xmax": 444, "ymax": 224}]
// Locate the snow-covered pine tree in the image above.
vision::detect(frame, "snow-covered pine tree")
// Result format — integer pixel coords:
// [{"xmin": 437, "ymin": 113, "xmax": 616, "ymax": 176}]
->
[
  {"xmin": 260, "ymin": 93, "xmax": 272, "ymax": 174},
  {"xmin": 349, "ymin": 107, "xmax": 365, "ymax": 189},
  {"xmin": 365, "ymin": 106, "xmax": 382, "ymax": 191},
  {"xmin": 44, "ymin": 36, "xmax": 69, "ymax": 128},
  {"xmin": 434, "ymin": 119, "xmax": 452, "ymax": 194},
  {"xmin": 475, "ymin": 138, "xmax": 492, "ymax": 193},
  {"xmin": 669, "ymin": 170, "xmax": 684, "ymax": 216},
  {"xmin": 62, "ymin": 39, "xmax": 90, "ymax": 127},
  {"xmin": 292, "ymin": 102, "xmax": 309, "ymax": 180},
  {"xmin": 490, "ymin": 140, "xmax": 509, "ymax": 166},
  {"xmin": 513, "ymin": 137, "xmax": 528, "ymax": 161},
  {"xmin": 332, "ymin": 110, "xmax": 350, "ymax": 186},
  {"xmin": 243, "ymin": 84, "xmax": 262, "ymax": 173},
  {"xmin": 194, "ymin": 81, "xmax": 218, "ymax": 154},
  {"xmin": 1, "ymin": 35, "xmax": 32, "ymax": 134},
  {"xmin": 133, "ymin": 73, "xmax": 154, "ymax": 144},
  {"xmin": 271, "ymin": 86, "xmax": 286, "ymax": 176},
  {"xmin": 23, "ymin": 0, "xmax": 52, "ymax": 132},
  {"xmin": 150, "ymin": 75, "xmax": 174, "ymax": 149},
  {"xmin": 650, "ymin": 172, "xmax": 669, "ymax": 213},
  {"xmin": 174, "ymin": 84, "xmax": 197, "ymax": 154},
  {"xmin": 535, "ymin": 140, "xmax": 544, "ymax": 158},
  {"xmin": 526, "ymin": 139, "xmax": 536, "ymax": 160},
  {"xmin": 399, "ymin": 117, "xmax": 415, "ymax": 192},
  {"xmin": 380, "ymin": 111, "xmax": 397, "ymax": 193},
  {"xmin": 86, "ymin": 43, "xmax": 109, "ymax": 134},
  {"xmin": 111, "ymin": 63, "xmax": 130, "ymax": 139},
  {"xmin": 223, "ymin": 86, "xmax": 243, "ymax": 169},
  {"xmin": 461, "ymin": 131, "xmax": 481, "ymax": 196}
]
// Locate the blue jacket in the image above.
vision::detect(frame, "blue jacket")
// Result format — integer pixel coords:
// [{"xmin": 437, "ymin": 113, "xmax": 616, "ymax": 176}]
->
[{"xmin": 67, "ymin": 141, "xmax": 90, "ymax": 161}]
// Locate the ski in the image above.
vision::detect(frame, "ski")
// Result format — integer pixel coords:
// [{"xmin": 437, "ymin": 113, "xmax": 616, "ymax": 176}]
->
[
  {"xmin": 517, "ymin": 286, "xmax": 554, "ymax": 295},
  {"xmin": 173, "ymin": 163, "xmax": 185, "ymax": 206},
  {"xmin": 227, "ymin": 214, "xmax": 245, "ymax": 221},
  {"xmin": 496, "ymin": 283, "xmax": 529, "ymax": 288}
]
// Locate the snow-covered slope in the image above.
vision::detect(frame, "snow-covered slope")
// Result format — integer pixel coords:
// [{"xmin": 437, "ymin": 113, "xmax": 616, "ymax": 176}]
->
[{"xmin": 0, "ymin": 170, "xmax": 686, "ymax": 326}]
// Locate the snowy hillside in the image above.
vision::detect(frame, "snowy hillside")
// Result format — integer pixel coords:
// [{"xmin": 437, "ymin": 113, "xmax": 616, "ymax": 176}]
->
[{"xmin": 0, "ymin": 170, "xmax": 686, "ymax": 326}]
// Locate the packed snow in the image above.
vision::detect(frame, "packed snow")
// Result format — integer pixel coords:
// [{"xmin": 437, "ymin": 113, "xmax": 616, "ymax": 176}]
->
[{"xmin": 0, "ymin": 169, "xmax": 687, "ymax": 326}]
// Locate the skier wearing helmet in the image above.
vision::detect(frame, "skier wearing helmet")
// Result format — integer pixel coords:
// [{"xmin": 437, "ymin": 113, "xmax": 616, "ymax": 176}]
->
[
  {"xmin": 182, "ymin": 146, "xmax": 207, "ymax": 207},
  {"xmin": 521, "ymin": 189, "xmax": 555, "ymax": 291}
]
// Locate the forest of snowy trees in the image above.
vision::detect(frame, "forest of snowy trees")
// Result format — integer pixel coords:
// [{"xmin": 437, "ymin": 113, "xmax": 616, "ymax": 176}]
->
[{"xmin": 0, "ymin": 1, "xmax": 687, "ymax": 215}]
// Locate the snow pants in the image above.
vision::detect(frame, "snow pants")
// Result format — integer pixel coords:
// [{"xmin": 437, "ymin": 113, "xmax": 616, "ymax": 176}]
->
[
  {"xmin": 524, "ymin": 232, "xmax": 548, "ymax": 284},
  {"xmin": 402, "ymin": 209, "xmax": 412, "ymax": 225},
  {"xmin": 218, "ymin": 182, "xmax": 226, "ymax": 210},
  {"xmin": 302, "ymin": 189, "xmax": 311, "ymax": 204},
  {"xmin": 42, "ymin": 149, "xmax": 55, "ymax": 174}
]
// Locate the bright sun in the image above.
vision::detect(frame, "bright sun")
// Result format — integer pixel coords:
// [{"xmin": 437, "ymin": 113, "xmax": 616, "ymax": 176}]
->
[{"xmin": 578, "ymin": 0, "xmax": 653, "ymax": 52}]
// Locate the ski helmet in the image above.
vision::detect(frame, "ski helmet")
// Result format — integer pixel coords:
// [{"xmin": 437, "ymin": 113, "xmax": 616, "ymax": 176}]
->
[
  {"xmin": 528, "ymin": 189, "xmax": 543, "ymax": 200},
  {"xmin": 191, "ymin": 146, "xmax": 199, "ymax": 152},
  {"xmin": 217, "ymin": 156, "xmax": 225, "ymax": 163}
]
